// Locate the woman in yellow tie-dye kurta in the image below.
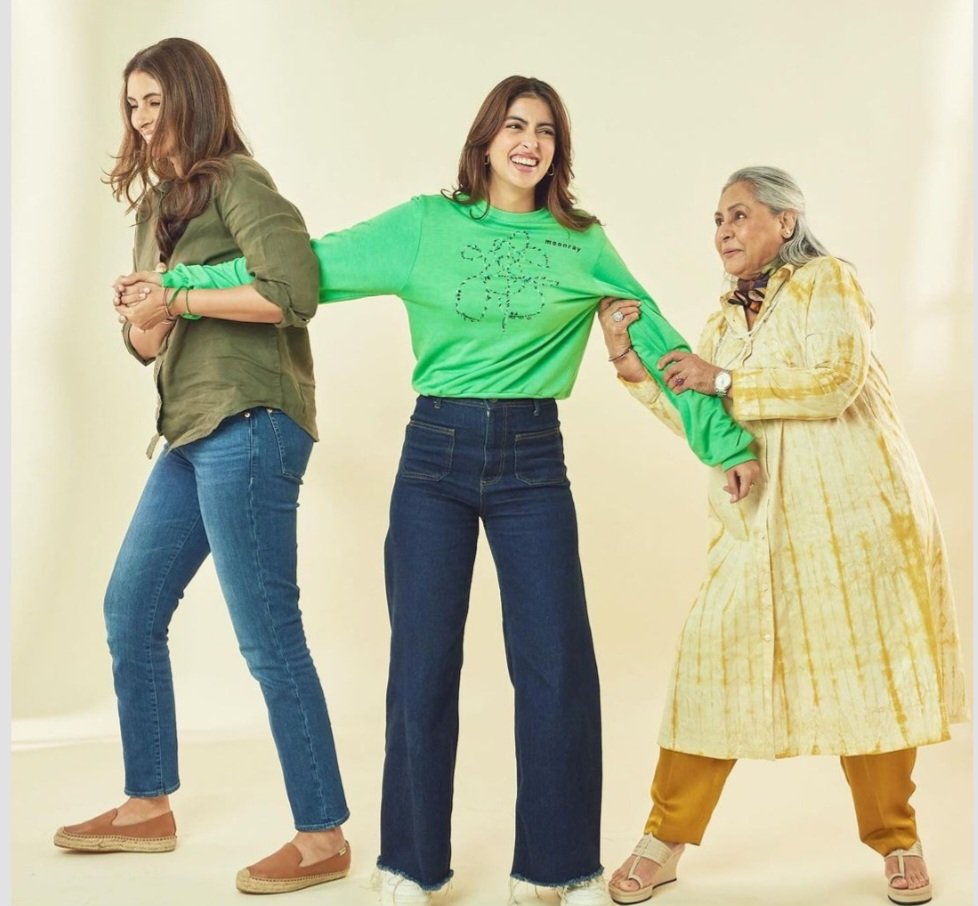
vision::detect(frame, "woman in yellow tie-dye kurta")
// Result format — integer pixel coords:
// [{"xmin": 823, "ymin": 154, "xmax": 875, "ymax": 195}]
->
[{"xmin": 600, "ymin": 167, "xmax": 966, "ymax": 906}]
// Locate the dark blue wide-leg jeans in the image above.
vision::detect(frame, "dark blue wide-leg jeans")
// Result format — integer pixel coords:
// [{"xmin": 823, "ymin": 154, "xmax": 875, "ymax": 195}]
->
[
  {"xmin": 378, "ymin": 396, "xmax": 602, "ymax": 889},
  {"xmin": 103, "ymin": 408, "xmax": 349, "ymax": 830}
]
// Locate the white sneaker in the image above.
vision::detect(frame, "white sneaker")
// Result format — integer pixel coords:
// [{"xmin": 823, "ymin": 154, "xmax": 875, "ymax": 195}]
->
[
  {"xmin": 379, "ymin": 869, "xmax": 432, "ymax": 905},
  {"xmin": 559, "ymin": 874, "xmax": 612, "ymax": 906}
]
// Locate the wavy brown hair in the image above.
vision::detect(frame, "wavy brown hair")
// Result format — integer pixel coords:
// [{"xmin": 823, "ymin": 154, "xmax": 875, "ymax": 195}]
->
[
  {"xmin": 446, "ymin": 76, "xmax": 598, "ymax": 232},
  {"xmin": 107, "ymin": 37, "xmax": 249, "ymax": 261}
]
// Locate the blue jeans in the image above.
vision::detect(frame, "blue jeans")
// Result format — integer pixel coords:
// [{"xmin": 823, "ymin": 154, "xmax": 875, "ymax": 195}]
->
[
  {"xmin": 379, "ymin": 397, "xmax": 602, "ymax": 889},
  {"xmin": 103, "ymin": 408, "xmax": 349, "ymax": 831}
]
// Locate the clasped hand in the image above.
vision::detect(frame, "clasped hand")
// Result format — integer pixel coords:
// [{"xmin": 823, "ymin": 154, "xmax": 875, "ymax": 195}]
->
[{"xmin": 112, "ymin": 270, "xmax": 166, "ymax": 329}]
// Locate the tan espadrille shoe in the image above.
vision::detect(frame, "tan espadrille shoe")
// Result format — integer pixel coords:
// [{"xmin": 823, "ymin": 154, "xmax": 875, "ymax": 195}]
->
[
  {"xmin": 54, "ymin": 808, "xmax": 177, "ymax": 853},
  {"xmin": 236, "ymin": 840, "xmax": 351, "ymax": 894}
]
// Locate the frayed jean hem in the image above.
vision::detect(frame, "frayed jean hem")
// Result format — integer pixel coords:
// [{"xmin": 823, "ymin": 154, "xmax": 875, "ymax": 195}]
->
[
  {"xmin": 376, "ymin": 859, "xmax": 453, "ymax": 892},
  {"xmin": 510, "ymin": 865, "xmax": 604, "ymax": 888}
]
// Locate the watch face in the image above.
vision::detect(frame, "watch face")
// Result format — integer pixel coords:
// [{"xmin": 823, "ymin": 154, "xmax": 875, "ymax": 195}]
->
[{"xmin": 715, "ymin": 370, "xmax": 732, "ymax": 392}]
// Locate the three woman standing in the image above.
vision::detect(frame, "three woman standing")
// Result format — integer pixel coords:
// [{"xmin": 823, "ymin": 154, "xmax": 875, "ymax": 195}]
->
[{"xmin": 55, "ymin": 36, "xmax": 963, "ymax": 906}]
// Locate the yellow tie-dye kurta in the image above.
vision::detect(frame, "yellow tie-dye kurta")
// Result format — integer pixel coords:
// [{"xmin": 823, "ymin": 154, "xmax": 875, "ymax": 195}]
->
[{"xmin": 626, "ymin": 256, "xmax": 967, "ymax": 759}]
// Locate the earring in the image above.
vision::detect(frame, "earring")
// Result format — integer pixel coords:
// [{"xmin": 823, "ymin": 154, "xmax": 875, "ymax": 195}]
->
[
  {"xmin": 548, "ymin": 165, "xmax": 556, "ymax": 177},
  {"xmin": 484, "ymin": 154, "xmax": 490, "ymax": 167}
]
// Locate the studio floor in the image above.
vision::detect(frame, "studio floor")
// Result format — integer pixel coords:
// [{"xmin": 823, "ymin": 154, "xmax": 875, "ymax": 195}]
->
[{"xmin": 12, "ymin": 719, "xmax": 973, "ymax": 906}]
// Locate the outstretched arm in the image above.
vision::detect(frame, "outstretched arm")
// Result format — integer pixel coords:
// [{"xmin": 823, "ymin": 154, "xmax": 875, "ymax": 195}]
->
[
  {"xmin": 597, "ymin": 297, "xmax": 760, "ymax": 502},
  {"xmin": 119, "ymin": 197, "xmax": 426, "ymax": 307},
  {"xmin": 592, "ymin": 238, "xmax": 756, "ymax": 471}
]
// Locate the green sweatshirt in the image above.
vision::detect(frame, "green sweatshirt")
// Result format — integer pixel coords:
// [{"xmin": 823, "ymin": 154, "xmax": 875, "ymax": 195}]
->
[{"xmin": 162, "ymin": 194, "xmax": 755, "ymax": 469}]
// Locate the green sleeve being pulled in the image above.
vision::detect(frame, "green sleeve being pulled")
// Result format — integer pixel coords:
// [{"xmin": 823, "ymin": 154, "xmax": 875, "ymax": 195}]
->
[
  {"xmin": 158, "ymin": 158, "xmax": 319, "ymax": 324},
  {"xmin": 161, "ymin": 256, "xmax": 251, "ymax": 292},
  {"xmin": 162, "ymin": 197, "xmax": 424, "ymax": 304},
  {"xmin": 592, "ymin": 237, "xmax": 756, "ymax": 470}
]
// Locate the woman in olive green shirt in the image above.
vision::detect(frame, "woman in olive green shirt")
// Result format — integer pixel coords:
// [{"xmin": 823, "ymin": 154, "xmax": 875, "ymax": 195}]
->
[{"xmin": 53, "ymin": 37, "xmax": 350, "ymax": 896}]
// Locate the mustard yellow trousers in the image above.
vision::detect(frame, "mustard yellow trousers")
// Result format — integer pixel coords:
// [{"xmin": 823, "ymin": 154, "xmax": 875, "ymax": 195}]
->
[{"xmin": 644, "ymin": 747, "xmax": 917, "ymax": 855}]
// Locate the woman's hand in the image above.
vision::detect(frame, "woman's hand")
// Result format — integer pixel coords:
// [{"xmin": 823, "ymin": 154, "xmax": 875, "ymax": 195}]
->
[
  {"xmin": 723, "ymin": 459, "xmax": 761, "ymax": 503},
  {"xmin": 113, "ymin": 269, "xmax": 168, "ymax": 325},
  {"xmin": 597, "ymin": 297, "xmax": 647, "ymax": 382},
  {"xmin": 658, "ymin": 350, "xmax": 722, "ymax": 395},
  {"xmin": 116, "ymin": 283, "xmax": 174, "ymax": 330},
  {"xmin": 113, "ymin": 269, "xmax": 163, "ymax": 295},
  {"xmin": 597, "ymin": 297, "xmax": 639, "ymax": 357}
]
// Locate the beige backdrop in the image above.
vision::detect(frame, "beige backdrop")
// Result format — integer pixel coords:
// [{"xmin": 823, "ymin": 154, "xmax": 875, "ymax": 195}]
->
[{"xmin": 11, "ymin": 0, "xmax": 971, "ymax": 836}]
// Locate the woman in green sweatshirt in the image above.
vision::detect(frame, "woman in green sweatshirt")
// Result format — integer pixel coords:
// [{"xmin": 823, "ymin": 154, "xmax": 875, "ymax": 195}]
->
[{"xmin": 115, "ymin": 75, "xmax": 759, "ymax": 906}]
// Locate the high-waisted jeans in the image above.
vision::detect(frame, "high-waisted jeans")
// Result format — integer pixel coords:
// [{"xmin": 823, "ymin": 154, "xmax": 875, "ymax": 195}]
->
[
  {"xmin": 103, "ymin": 408, "xmax": 349, "ymax": 830},
  {"xmin": 378, "ymin": 396, "xmax": 603, "ymax": 889}
]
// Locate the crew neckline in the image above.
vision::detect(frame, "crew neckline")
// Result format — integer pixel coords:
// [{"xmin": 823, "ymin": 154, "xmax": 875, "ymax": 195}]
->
[{"xmin": 454, "ymin": 197, "xmax": 554, "ymax": 226}]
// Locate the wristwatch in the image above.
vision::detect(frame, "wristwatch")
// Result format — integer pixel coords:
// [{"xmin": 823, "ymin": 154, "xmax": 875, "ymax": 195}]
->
[{"xmin": 714, "ymin": 369, "xmax": 732, "ymax": 397}]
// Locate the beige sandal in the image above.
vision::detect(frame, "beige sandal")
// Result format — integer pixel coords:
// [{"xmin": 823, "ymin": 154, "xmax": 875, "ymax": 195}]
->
[
  {"xmin": 608, "ymin": 835, "xmax": 684, "ymax": 905},
  {"xmin": 885, "ymin": 841, "xmax": 932, "ymax": 905}
]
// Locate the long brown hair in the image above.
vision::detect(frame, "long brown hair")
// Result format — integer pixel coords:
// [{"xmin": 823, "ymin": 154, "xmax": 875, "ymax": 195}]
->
[
  {"xmin": 447, "ymin": 76, "xmax": 598, "ymax": 232},
  {"xmin": 107, "ymin": 37, "xmax": 249, "ymax": 261}
]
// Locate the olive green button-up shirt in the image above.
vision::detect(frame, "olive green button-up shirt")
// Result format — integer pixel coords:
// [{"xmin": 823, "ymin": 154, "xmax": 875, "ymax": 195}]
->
[{"xmin": 124, "ymin": 154, "xmax": 319, "ymax": 452}]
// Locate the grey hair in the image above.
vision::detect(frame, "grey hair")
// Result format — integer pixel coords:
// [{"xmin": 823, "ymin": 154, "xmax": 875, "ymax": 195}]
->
[{"xmin": 724, "ymin": 166, "xmax": 831, "ymax": 267}]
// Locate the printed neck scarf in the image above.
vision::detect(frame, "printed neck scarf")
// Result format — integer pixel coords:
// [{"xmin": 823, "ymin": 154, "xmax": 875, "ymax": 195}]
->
[{"xmin": 726, "ymin": 270, "xmax": 772, "ymax": 314}]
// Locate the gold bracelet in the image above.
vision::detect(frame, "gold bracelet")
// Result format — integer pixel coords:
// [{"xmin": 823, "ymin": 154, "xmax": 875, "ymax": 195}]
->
[
  {"xmin": 608, "ymin": 346, "xmax": 633, "ymax": 362},
  {"xmin": 183, "ymin": 287, "xmax": 194, "ymax": 317},
  {"xmin": 162, "ymin": 286, "xmax": 178, "ymax": 321}
]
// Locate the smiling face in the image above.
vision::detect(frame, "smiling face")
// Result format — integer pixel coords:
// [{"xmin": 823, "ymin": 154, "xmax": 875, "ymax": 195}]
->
[
  {"xmin": 126, "ymin": 70, "xmax": 169, "ymax": 159},
  {"xmin": 714, "ymin": 180, "xmax": 796, "ymax": 278},
  {"xmin": 485, "ymin": 95, "xmax": 556, "ymax": 212}
]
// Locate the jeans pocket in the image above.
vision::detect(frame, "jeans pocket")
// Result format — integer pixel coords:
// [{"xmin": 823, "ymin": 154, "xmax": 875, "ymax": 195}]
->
[
  {"xmin": 514, "ymin": 427, "xmax": 568, "ymax": 486},
  {"xmin": 265, "ymin": 409, "xmax": 314, "ymax": 480},
  {"xmin": 398, "ymin": 419, "xmax": 455, "ymax": 481}
]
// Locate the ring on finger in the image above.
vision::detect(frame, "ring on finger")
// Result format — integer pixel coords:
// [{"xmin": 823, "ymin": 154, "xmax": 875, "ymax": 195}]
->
[{"xmin": 611, "ymin": 310, "xmax": 625, "ymax": 323}]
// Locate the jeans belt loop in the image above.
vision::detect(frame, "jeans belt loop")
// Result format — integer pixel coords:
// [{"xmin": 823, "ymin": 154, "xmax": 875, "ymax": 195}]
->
[
  {"xmin": 533, "ymin": 400, "xmax": 541, "ymax": 416},
  {"xmin": 433, "ymin": 398, "xmax": 442, "ymax": 410}
]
